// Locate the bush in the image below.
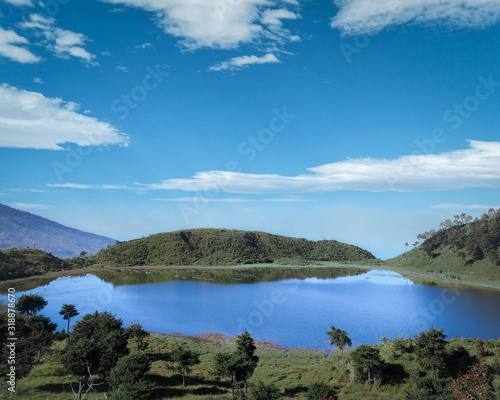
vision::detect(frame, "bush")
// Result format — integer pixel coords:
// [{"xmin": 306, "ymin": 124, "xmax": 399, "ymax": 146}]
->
[
  {"xmin": 250, "ymin": 381, "xmax": 281, "ymax": 400},
  {"xmin": 306, "ymin": 382, "xmax": 337, "ymax": 400}
]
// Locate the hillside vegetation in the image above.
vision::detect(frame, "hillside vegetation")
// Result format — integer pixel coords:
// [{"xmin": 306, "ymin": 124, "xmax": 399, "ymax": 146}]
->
[
  {"xmin": 387, "ymin": 209, "xmax": 500, "ymax": 283},
  {"xmin": 96, "ymin": 228, "xmax": 377, "ymax": 267},
  {"xmin": 0, "ymin": 203, "xmax": 116, "ymax": 258},
  {"xmin": 0, "ymin": 248, "xmax": 74, "ymax": 280}
]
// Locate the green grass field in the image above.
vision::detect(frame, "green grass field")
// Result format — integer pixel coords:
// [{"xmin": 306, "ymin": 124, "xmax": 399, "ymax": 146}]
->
[{"xmin": 4, "ymin": 332, "xmax": 500, "ymax": 400}]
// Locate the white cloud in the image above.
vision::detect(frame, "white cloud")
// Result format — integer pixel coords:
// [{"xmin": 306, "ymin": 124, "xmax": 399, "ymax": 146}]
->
[
  {"xmin": 331, "ymin": 0, "xmax": 500, "ymax": 36},
  {"xmin": 261, "ymin": 8, "xmax": 299, "ymax": 26},
  {"xmin": 3, "ymin": 0, "xmax": 33, "ymax": 5},
  {"xmin": 101, "ymin": 0, "xmax": 300, "ymax": 50},
  {"xmin": 33, "ymin": 77, "xmax": 44, "ymax": 83},
  {"xmin": 135, "ymin": 42, "xmax": 152, "ymax": 49},
  {"xmin": 115, "ymin": 65, "xmax": 128, "ymax": 72},
  {"xmin": 139, "ymin": 140, "xmax": 500, "ymax": 193},
  {"xmin": 0, "ymin": 84, "xmax": 130, "ymax": 150},
  {"xmin": 47, "ymin": 183, "xmax": 131, "ymax": 189},
  {"xmin": 10, "ymin": 203, "xmax": 51, "ymax": 210},
  {"xmin": 210, "ymin": 53, "xmax": 280, "ymax": 71},
  {"xmin": 19, "ymin": 14, "xmax": 97, "ymax": 64},
  {"xmin": 0, "ymin": 26, "xmax": 40, "ymax": 63}
]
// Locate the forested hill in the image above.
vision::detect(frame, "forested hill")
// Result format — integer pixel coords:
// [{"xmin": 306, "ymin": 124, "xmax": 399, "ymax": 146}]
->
[
  {"xmin": 95, "ymin": 228, "xmax": 377, "ymax": 266},
  {"xmin": 387, "ymin": 210, "xmax": 500, "ymax": 281},
  {"xmin": 0, "ymin": 203, "xmax": 116, "ymax": 258}
]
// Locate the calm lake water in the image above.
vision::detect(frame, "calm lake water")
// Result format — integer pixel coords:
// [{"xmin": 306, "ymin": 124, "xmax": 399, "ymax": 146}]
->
[{"xmin": 4, "ymin": 270, "xmax": 500, "ymax": 349}]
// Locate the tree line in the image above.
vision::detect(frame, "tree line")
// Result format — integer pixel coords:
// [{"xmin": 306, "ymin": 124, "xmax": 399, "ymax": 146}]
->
[{"xmin": 413, "ymin": 209, "xmax": 500, "ymax": 265}]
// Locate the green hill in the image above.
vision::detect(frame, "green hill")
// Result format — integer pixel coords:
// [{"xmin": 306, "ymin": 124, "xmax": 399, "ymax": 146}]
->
[
  {"xmin": 95, "ymin": 228, "xmax": 377, "ymax": 267},
  {"xmin": 387, "ymin": 210, "xmax": 500, "ymax": 283},
  {"xmin": 0, "ymin": 248, "xmax": 74, "ymax": 280}
]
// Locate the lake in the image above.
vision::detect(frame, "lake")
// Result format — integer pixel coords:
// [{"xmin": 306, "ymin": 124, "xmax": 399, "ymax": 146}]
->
[{"xmin": 3, "ymin": 269, "xmax": 500, "ymax": 349}]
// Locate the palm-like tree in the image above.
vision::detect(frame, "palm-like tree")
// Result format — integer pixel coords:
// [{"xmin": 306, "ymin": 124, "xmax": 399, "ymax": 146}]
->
[{"xmin": 59, "ymin": 304, "xmax": 79, "ymax": 333}]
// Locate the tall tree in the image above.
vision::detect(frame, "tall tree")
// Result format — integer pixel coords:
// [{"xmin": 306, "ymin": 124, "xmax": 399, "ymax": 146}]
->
[
  {"xmin": 414, "ymin": 326, "xmax": 447, "ymax": 380},
  {"xmin": 59, "ymin": 303, "xmax": 79, "ymax": 333},
  {"xmin": 62, "ymin": 311, "xmax": 129, "ymax": 399},
  {"xmin": 350, "ymin": 344, "xmax": 381, "ymax": 384},
  {"xmin": 235, "ymin": 330, "xmax": 259, "ymax": 393},
  {"xmin": 326, "ymin": 326, "xmax": 352, "ymax": 355},
  {"xmin": 170, "ymin": 343, "xmax": 200, "ymax": 386},
  {"xmin": 16, "ymin": 294, "xmax": 47, "ymax": 317}
]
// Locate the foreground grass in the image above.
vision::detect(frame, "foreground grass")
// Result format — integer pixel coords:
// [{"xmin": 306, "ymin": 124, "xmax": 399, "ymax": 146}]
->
[{"xmin": 4, "ymin": 333, "xmax": 500, "ymax": 400}]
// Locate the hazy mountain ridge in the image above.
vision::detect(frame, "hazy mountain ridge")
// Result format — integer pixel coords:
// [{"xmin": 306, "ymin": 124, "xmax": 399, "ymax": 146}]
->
[
  {"xmin": 95, "ymin": 228, "xmax": 378, "ymax": 266},
  {"xmin": 0, "ymin": 203, "xmax": 116, "ymax": 258}
]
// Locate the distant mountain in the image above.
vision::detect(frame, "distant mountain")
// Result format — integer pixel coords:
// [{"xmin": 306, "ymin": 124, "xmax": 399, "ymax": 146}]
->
[
  {"xmin": 0, "ymin": 203, "xmax": 116, "ymax": 258},
  {"xmin": 96, "ymin": 228, "xmax": 377, "ymax": 266},
  {"xmin": 387, "ymin": 210, "xmax": 500, "ymax": 281}
]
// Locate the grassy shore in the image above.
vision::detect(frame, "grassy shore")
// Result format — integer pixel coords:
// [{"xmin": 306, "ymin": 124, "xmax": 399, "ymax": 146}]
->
[{"xmin": 6, "ymin": 331, "xmax": 500, "ymax": 400}]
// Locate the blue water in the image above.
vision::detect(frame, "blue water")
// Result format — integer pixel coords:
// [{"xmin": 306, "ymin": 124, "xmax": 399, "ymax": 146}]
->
[{"xmin": 3, "ymin": 270, "xmax": 499, "ymax": 349}]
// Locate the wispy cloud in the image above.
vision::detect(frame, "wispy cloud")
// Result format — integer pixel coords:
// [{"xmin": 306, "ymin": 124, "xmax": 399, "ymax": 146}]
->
[
  {"xmin": 3, "ymin": 0, "xmax": 33, "ymax": 6},
  {"xmin": 139, "ymin": 140, "xmax": 500, "ymax": 194},
  {"xmin": 115, "ymin": 65, "xmax": 128, "ymax": 72},
  {"xmin": 431, "ymin": 204, "xmax": 500, "ymax": 210},
  {"xmin": 153, "ymin": 196, "xmax": 308, "ymax": 203},
  {"xmin": 331, "ymin": 0, "xmax": 500, "ymax": 36},
  {"xmin": 10, "ymin": 203, "xmax": 51, "ymax": 210},
  {"xmin": 0, "ymin": 84, "xmax": 130, "ymax": 150},
  {"xmin": 9, "ymin": 188, "xmax": 47, "ymax": 193},
  {"xmin": 210, "ymin": 53, "xmax": 280, "ymax": 72},
  {"xmin": 19, "ymin": 14, "xmax": 98, "ymax": 65},
  {"xmin": 33, "ymin": 77, "xmax": 44, "ymax": 83},
  {"xmin": 0, "ymin": 26, "xmax": 40, "ymax": 63},
  {"xmin": 135, "ymin": 42, "xmax": 152, "ymax": 49},
  {"xmin": 47, "ymin": 183, "xmax": 132, "ymax": 189},
  {"xmin": 101, "ymin": 0, "xmax": 300, "ymax": 51}
]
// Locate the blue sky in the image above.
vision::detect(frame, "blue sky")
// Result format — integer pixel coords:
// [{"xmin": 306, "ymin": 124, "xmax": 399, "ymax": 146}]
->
[{"xmin": 1, "ymin": 0, "xmax": 500, "ymax": 259}]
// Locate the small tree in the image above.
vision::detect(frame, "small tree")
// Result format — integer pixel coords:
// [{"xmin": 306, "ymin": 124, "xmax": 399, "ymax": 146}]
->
[
  {"xmin": 59, "ymin": 304, "xmax": 79, "ymax": 333},
  {"xmin": 350, "ymin": 345, "xmax": 381, "ymax": 384},
  {"xmin": 170, "ymin": 343, "xmax": 200, "ymax": 386},
  {"xmin": 108, "ymin": 353, "xmax": 155, "ymax": 400},
  {"xmin": 414, "ymin": 326, "xmax": 447, "ymax": 379},
  {"xmin": 126, "ymin": 323, "xmax": 150, "ymax": 351},
  {"xmin": 16, "ymin": 294, "xmax": 47, "ymax": 316},
  {"xmin": 326, "ymin": 326, "xmax": 352, "ymax": 356}
]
